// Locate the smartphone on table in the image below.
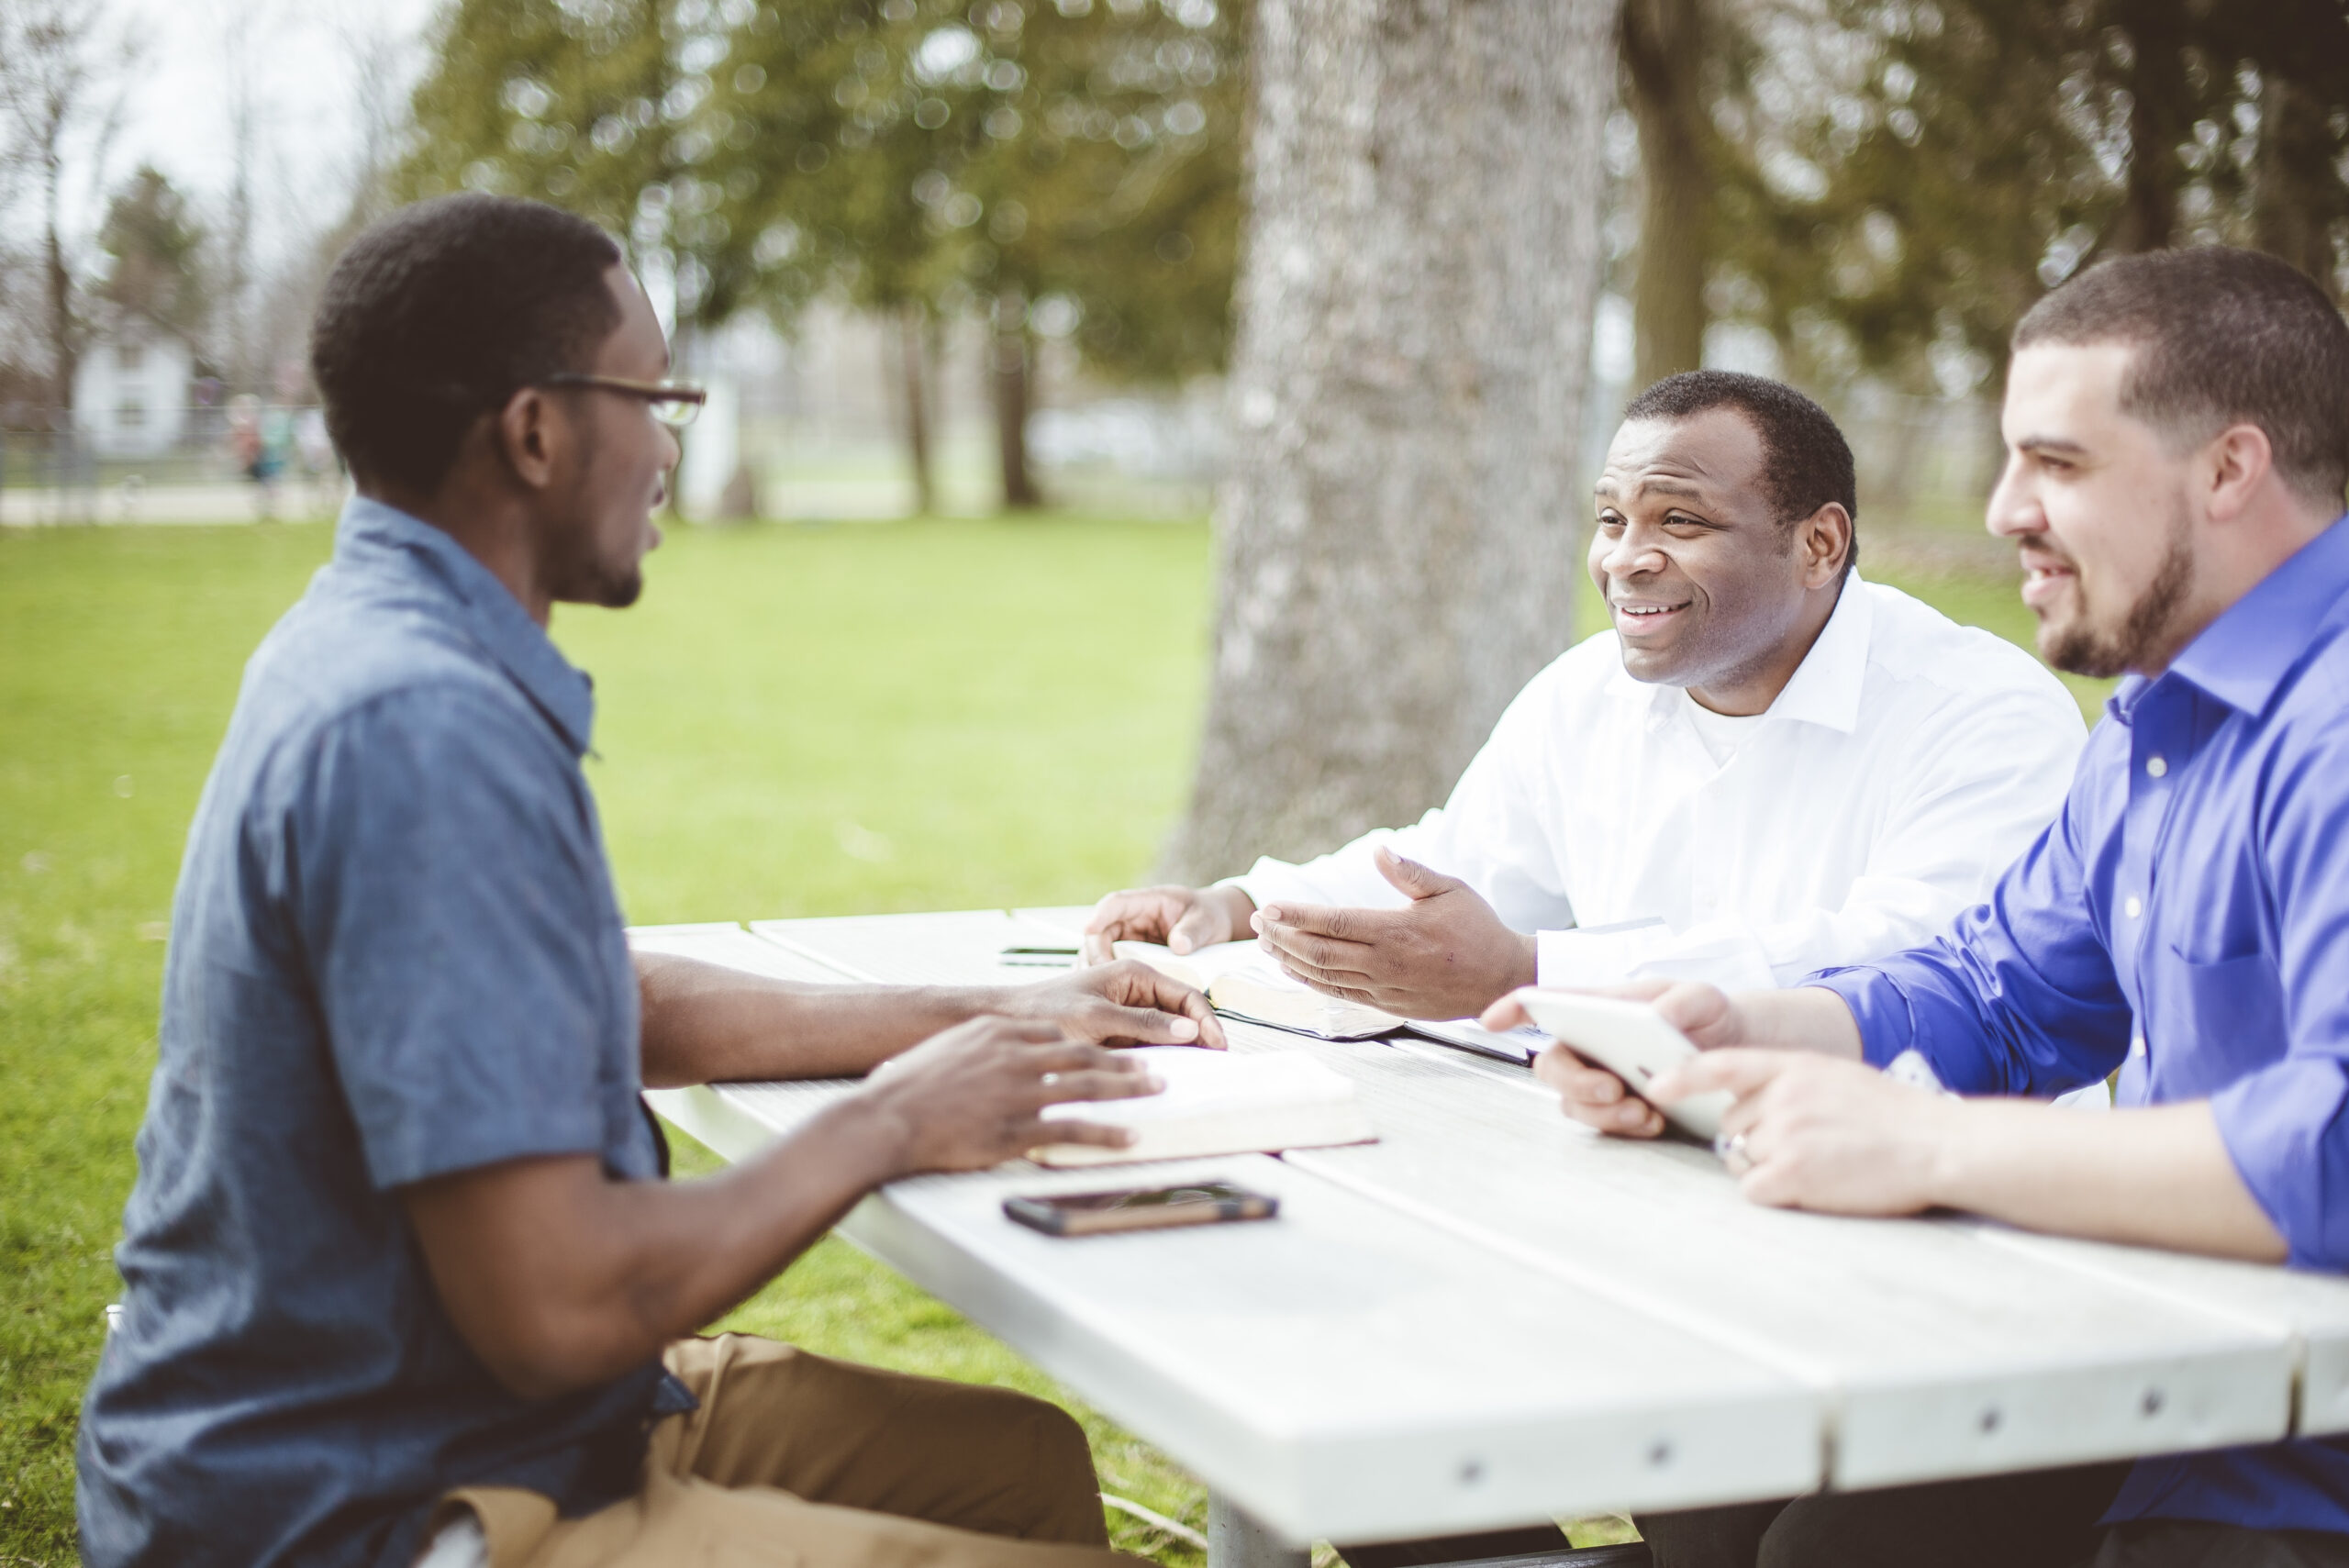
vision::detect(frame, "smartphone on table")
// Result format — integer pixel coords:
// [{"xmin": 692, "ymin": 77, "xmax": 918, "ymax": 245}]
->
[{"xmin": 1003, "ymin": 1180, "xmax": 1278, "ymax": 1237}]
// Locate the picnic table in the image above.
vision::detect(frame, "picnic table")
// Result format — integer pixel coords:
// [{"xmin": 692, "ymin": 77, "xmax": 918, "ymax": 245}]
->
[{"xmin": 635, "ymin": 909, "xmax": 2349, "ymax": 1568}]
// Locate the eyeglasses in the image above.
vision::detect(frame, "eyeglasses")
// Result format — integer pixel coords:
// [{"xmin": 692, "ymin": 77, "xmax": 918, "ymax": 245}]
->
[{"xmin": 537, "ymin": 373, "xmax": 707, "ymax": 428}]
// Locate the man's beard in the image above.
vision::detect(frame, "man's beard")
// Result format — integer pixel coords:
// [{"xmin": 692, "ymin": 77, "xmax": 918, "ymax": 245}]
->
[{"xmin": 2043, "ymin": 508, "xmax": 2194, "ymax": 679}]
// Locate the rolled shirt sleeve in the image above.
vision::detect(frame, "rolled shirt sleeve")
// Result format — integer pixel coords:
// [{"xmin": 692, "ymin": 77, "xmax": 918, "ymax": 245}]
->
[
  {"xmin": 284, "ymin": 684, "xmax": 626, "ymax": 1191},
  {"xmin": 2204, "ymin": 728, "xmax": 2349, "ymax": 1270}
]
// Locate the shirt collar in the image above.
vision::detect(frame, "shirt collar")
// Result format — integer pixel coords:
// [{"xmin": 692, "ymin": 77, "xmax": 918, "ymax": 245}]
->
[
  {"xmin": 2161, "ymin": 515, "xmax": 2349, "ymax": 718},
  {"xmin": 334, "ymin": 495, "xmax": 597, "ymax": 756},
  {"xmin": 1609, "ymin": 572, "xmax": 1873, "ymax": 736}
]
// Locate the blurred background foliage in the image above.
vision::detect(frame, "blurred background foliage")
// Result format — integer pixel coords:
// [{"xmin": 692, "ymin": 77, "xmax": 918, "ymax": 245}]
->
[
  {"xmin": 396, "ymin": 0, "xmax": 1243, "ymax": 506},
  {"xmin": 378, "ymin": 0, "xmax": 2349, "ymax": 512},
  {"xmin": 1622, "ymin": 0, "xmax": 2349, "ymax": 396}
]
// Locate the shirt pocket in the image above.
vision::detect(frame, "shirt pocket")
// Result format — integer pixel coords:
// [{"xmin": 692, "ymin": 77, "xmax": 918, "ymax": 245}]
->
[{"xmin": 2152, "ymin": 945, "xmax": 2286, "ymax": 1099}]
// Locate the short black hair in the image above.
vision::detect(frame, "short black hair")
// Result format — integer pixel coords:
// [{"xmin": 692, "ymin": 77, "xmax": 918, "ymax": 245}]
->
[
  {"xmin": 309, "ymin": 194, "xmax": 624, "ymax": 496},
  {"xmin": 2014, "ymin": 246, "xmax": 2349, "ymax": 511},
  {"xmin": 1620, "ymin": 370, "xmax": 1861, "ymax": 573}
]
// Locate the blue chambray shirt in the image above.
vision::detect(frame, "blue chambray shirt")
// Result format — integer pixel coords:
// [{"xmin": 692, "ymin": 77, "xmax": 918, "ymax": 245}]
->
[
  {"xmin": 1812, "ymin": 515, "xmax": 2349, "ymax": 1534},
  {"xmin": 77, "ymin": 497, "xmax": 695, "ymax": 1568}
]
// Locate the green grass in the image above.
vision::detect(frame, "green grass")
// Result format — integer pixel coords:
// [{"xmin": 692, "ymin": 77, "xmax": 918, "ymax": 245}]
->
[{"xmin": 0, "ymin": 514, "xmax": 2098, "ymax": 1563}]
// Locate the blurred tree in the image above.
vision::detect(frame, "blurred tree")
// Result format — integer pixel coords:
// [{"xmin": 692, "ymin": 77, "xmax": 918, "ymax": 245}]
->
[
  {"xmin": 955, "ymin": 0, "xmax": 1247, "ymax": 507},
  {"xmin": 401, "ymin": 0, "xmax": 1242, "ymax": 516},
  {"xmin": 1620, "ymin": 0, "xmax": 1715, "ymax": 390},
  {"xmin": 0, "ymin": 0, "xmax": 137, "ymax": 419},
  {"xmin": 1703, "ymin": 0, "xmax": 2349, "ymax": 391},
  {"xmin": 1165, "ymin": 0, "xmax": 1613, "ymax": 880},
  {"xmin": 96, "ymin": 165, "xmax": 209, "ymax": 343}
]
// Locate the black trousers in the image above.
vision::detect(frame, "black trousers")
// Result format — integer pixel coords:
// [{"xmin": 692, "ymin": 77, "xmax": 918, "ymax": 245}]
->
[{"xmin": 1637, "ymin": 1462, "xmax": 2349, "ymax": 1568}]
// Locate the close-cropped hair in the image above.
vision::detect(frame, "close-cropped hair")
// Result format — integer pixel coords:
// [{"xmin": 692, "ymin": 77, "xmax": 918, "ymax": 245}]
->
[
  {"xmin": 2013, "ymin": 246, "xmax": 2349, "ymax": 511},
  {"xmin": 309, "ymin": 194, "xmax": 624, "ymax": 497},
  {"xmin": 1621, "ymin": 369, "xmax": 1861, "ymax": 574}
]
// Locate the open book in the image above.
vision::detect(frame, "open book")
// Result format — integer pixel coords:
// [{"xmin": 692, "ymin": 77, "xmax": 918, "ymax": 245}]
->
[
  {"xmin": 1112, "ymin": 940, "xmax": 1548, "ymax": 1065},
  {"xmin": 1028, "ymin": 1045, "xmax": 1376, "ymax": 1167}
]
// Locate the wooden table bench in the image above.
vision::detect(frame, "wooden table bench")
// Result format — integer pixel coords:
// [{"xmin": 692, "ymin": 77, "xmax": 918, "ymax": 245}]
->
[{"xmin": 635, "ymin": 910, "xmax": 2349, "ymax": 1567}]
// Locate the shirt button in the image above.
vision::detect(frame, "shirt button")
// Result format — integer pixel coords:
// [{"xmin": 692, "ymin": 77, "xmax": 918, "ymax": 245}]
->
[
  {"xmin": 2124, "ymin": 895, "xmax": 2143, "ymax": 918},
  {"xmin": 2146, "ymin": 755, "xmax": 2168, "ymax": 778}
]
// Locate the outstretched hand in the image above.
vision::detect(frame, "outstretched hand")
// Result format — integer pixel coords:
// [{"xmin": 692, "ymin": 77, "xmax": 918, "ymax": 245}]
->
[
  {"xmin": 1080, "ymin": 884, "xmax": 1256, "ymax": 965},
  {"xmin": 1250, "ymin": 848, "xmax": 1537, "ymax": 1020},
  {"xmin": 1002, "ymin": 956, "xmax": 1227, "ymax": 1050},
  {"xmin": 860, "ymin": 1017, "xmax": 1167, "ymax": 1173}
]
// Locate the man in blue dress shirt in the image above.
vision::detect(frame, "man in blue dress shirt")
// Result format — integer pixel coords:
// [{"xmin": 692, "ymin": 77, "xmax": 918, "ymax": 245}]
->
[
  {"xmin": 74, "ymin": 195, "xmax": 1217, "ymax": 1568},
  {"xmin": 1494, "ymin": 245, "xmax": 2349, "ymax": 1567}
]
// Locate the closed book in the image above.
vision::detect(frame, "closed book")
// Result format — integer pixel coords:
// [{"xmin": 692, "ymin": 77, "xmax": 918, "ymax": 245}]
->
[{"xmin": 1028, "ymin": 1045, "xmax": 1377, "ymax": 1167}]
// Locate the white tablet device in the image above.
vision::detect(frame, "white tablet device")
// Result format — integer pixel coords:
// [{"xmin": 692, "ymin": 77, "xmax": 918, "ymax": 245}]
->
[{"xmin": 1510, "ymin": 988, "xmax": 1732, "ymax": 1142}]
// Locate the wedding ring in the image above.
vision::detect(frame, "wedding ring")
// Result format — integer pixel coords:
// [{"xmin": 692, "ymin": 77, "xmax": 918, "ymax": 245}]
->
[{"xmin": 1714, "ymin": 1129, "xmax": 1753, "ymax": 1175}]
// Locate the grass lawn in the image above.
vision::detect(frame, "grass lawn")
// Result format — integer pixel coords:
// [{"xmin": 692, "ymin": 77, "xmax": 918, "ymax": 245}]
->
[{"xmin": 0, "ymin": 513, "xmax": 2099, "ymax": 1564}]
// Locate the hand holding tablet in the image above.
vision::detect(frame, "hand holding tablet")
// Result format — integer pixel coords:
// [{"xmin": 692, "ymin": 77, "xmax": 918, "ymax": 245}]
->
[{"xmin": 1503, "ymin": 987, "xmax": 1736, "ymax": 1142}]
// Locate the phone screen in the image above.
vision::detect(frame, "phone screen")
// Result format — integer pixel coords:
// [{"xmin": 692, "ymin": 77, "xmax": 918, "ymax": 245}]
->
[
  {"xmin": 1003, "ymin": 1181, "xmax": 1278, "ymax": 1236},
  {"xmin": 1044, "ymin": 1183, "xmax": 1256, "ymax": 1213}
]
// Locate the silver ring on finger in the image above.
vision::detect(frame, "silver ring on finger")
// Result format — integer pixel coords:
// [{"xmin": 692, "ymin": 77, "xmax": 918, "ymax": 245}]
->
[{"xmin": 1714, "ymin": 1129, "xmax": 1753, "ymax": 1176}]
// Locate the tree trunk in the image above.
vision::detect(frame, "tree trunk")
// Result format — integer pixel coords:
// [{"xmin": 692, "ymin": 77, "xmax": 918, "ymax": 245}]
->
[
  {"xmin": 2106, "ymin": 0, "xmax": 2188, "ymax": 254},
  {"xmin": 895, "ymin": 301, "xmax": 936, "ymax": 516},
  {"xmin": 992, "ymin": 286, "xmax": 1042, "ymax": 510},
  {"xmin": 1164, "ymin": 0, "xmax": 1612, "ymax": 882},
  {"xmin": 40, "ymin": 124, "xmax": 74, "ymax": 418},
  {"xmin": 1621, "ymin": 0, "xmax": 1710, "ymax": 392},
  {"xmin": 2253, "ymin": 72, "xmax": 2343, "ymax": 297}
]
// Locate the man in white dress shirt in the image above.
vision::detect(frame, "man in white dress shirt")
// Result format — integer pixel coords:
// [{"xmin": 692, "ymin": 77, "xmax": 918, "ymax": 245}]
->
[{"xmin": 1085, "ymin": 371, "xmax": 2088, "ymax": 1026}]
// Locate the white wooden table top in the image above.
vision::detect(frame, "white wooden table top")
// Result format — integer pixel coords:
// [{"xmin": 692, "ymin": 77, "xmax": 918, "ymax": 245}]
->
[{"xmin": 632, "ymin": 911, "xmax": 2349, "ymax": 1548}]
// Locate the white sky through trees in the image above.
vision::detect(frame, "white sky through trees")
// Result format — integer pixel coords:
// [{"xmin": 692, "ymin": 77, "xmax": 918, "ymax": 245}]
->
[{"xmin": 19, "ymin": 0, "xmax": 438, "ymax": 276}]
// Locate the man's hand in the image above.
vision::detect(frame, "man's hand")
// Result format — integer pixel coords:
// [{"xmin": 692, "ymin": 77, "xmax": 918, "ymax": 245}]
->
[
  {"xmin": 1653, "ymin": 1049, "xmax": 1956, "ymax": 1212},
  {"xmin": 406, "ymin": 1017, "xmax": 1166, "ymax": 1400},
  {"xmin": 1485, "ymin": 981, "xmax": 1861, "ymax": 1139},
  {"xmin": 999, "ymin": 957, "xmax": 1227, "ymax": 1049},
  {"xmin": 1252, "ymin": 848, "xmax": 1535, "ymax": 1020},
  {"xmin": 859, "ymin": 1016, "xmax": 1166, "ymax": 1173},
  {"xmin": 1082, "ymin": 884, "xmax": 1256, "ymax": 962},
  {"xmin": 1480, "ymin": 979, "xmax": 1743, "ymax": 1138}
]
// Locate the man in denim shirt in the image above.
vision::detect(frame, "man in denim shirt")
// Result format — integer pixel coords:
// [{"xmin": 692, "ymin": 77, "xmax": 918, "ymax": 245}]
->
[
  {"xmin": 76, "ymin": 195, "xmax": 1219, "ymax": 1568},
  {"xmin": 1496, "ymin": 249, "xmax": 2349, "ymax": 1567}
]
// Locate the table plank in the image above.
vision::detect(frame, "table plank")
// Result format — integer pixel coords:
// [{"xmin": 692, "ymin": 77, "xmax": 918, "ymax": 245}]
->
[
  {"xmin": 629, "ymin": 921, "xmax": 867, "ymax": 983},
  {"xmin": 1975, "ymin": 1229, "xmax": 2349, "ymax": 1438},
  {"xmin": 754, "ymin": 913, "xmax": 2301, "ymax": 1492},
  {"xmin": 640, "ymin": 923, "xmax": 1825, "ymax": 1540},
  {"xmin": 751, "ymin": 910, "xmax": 1081, "ymax": 986},
  {"xmin": 1249, "ymin": 1021, "xmax": 2290, "ymax": 1491}
]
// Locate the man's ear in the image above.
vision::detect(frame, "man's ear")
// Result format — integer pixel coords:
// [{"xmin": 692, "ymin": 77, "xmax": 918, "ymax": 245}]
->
[
  {"xmin": 493, "ymin": 387, "xmax": 567, "ymax": 492},
  {"xmin": 2201, "ymin": 422, "xmax": 2275, "ymax": 526},
  {"xmin": 1795, "ymin": 502, "xmax": 1854, "ymax": 587}
]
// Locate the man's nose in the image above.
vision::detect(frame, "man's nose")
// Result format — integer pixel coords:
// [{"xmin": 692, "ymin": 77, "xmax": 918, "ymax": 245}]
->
[
  {"xmin": 1600, "ymin": 528, "xmax": 1667, "ymax": 577},
  {"xmin": 1984, "ymin": 457, "xmax": 2039, "ymax": 540}
]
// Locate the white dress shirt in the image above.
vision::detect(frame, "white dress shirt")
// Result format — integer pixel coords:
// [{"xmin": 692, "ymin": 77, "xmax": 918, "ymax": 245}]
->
[{"xmin": 1230, "ymin": 575, "xmax": 2089, "ymax": 996}]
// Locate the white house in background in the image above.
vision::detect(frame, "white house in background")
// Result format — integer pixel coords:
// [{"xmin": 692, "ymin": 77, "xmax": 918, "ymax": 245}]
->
[{"xmin": 72, "ymin": 317, "xmax": 195, "ymax": 458}]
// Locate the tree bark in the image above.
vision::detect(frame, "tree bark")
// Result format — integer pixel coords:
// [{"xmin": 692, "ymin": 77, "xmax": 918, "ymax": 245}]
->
[
  {"xmin": 1164, "ymin": 0, "xmax": 1612, "ymax": 882},
  {"xmin": 1621, "ymin": 0, "xmax": 1710, "ymax": 392},
  {"xmin": 895, "ymin": 300, "xmax": 935, "ymax": 517},
  {"xmin": 2253, "ymin": 72, "xmax": 2343, "ymax": 297},
  {"xmin": 992, "ymin": 285, "xmax": 1042, "ymax": 510},
  {"xmin": 42, "ymin": 130, "xmax": 73, "ymax": 417},
  {"xmin": 2106, "ymin": 0, "xmax": 2188, "ymax": 254}
]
